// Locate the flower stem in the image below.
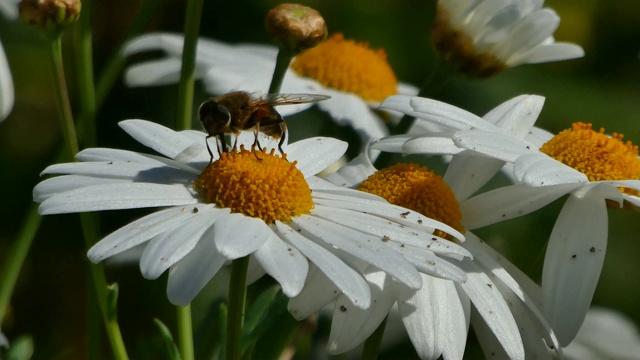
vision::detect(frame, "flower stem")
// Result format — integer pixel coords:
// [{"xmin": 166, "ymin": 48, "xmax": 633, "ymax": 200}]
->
[
  {"xmin": 49, "ymin": 34, "xmax": 80, "ymax": 157},
  {"xmin": 0, "ymin": 204, "xmax": 41, "ymax": 324},
  {"xmin": 74, "ymin": 0, "xmax": 96, "ymax": 148},
  {"xmin": 48, "ymin": 32, "xmax": 129, "ymax": 360},
  {"xmin": 227, "ymin": 256, "xmax": 250, "ymax": 360},
  {"xmin": 176, "ymin": 0, "xmax": 204, "ymax": 131},
  {"xmin": 177, "ymin": 305, "xmax": 195, "ymax": 360},
  {"xmin": 361, "ymin": 316, "xmax": 388, "ymax": 360},
  {"xmin": 268, "ymin": 50, "xmax": 293, "ymax": 94}
]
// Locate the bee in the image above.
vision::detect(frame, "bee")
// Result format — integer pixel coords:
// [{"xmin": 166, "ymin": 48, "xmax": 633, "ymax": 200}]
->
[{"xmin": 198, "ymin": 91, "xmax": 331, "ymax": 160}]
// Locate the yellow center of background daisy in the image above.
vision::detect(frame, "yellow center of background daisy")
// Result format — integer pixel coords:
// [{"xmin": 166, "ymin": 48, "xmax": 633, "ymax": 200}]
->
[
  {"xmin": 540, "ymin": 122, "xmax": 640, "ymax": 194},
  {"xmin": 291, "ymin": 33, "xmax": 398, "ymax": 102},
  {"xmin": 357, "ymin": 163, "xmax": 464, "ymax": 239},
  {"xmin": 193, "ymin": 147, "xmax": 314, "ymax": 223}
]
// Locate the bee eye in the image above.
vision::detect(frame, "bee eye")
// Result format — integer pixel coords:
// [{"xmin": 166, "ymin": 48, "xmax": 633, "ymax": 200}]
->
[{"xmin": 199, "ymin": 101, "xmax": 231, "ymax": 124}]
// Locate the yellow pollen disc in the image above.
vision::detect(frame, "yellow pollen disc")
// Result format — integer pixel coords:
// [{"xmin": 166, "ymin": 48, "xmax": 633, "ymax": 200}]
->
[
  {"xmin": 193, "ymin": 147, "xmax": 314, "ymax": 224},
  {"xmin": 357, "ymin": 163, "xmax": 464, "ymax": 239},
  {"xmin": 540, "ymin": 122, "xmax": 640, "ymax": 196},
  {"xmin": 291, "ymin": 33, "xmax": 398, "ymax": 102}
]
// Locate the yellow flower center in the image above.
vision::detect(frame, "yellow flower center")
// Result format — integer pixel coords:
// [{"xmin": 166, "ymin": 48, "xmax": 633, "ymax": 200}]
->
[
  {"xmin": 193, "ymin": 147, "xmax": 314, "ymax": 223},
  {"xmin": 540, "ymin": 122, "xmax": 640, "ymax": 195},
  {"xmin": 291, "ymin": 33, "xmax": 398, "ymax": 102},
  {"xmin": 431, "ymin": 3, "xmax": 506, "ymax": 78},
  {"xmin": 357, "ymin": 163, "xmax": 464, "ymax": 239}
]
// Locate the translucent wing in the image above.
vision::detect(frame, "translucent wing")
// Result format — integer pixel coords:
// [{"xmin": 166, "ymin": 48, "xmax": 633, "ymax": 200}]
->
[{"xmin": 251, "ymin": 93, "xmax": 331, "ymax": 106}]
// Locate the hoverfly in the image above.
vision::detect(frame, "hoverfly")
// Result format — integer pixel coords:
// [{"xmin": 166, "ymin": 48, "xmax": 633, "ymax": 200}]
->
[{"xmin": 198, "ymin": 91, "xmax": 331, "ymax": 160}]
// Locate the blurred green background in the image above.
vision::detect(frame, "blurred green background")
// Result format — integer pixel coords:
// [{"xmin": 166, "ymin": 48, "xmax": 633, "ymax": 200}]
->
[{"xmin": 1, "ymin": 0, "xmax": 640, "ymax": 358}]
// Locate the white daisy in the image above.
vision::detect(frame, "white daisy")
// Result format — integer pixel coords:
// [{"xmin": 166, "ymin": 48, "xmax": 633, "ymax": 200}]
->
[
  {"xmin": 378, "ymin": 94, "xmax": 640, "ymax": 347},
  {"xmin": 33, "ymin": 120, "xmax": 470, "ymax": 308},
  {"xmin": 564, "ymin": 307, "xmax": 640, "ymax": 360},
  {"xmin": 292, "ymin": 108, "xmax": 560, "ymax": 358},
  {"xmin": 123, "ymin": 32, "xmax": 417, "ymax": 146},
  {"xmin": 432, "ymin": 0, "xmax": 584, "ymax": 77},
  {"xmin": 0, "ymin": 0, "xmax": 18, "ymax": 122}
]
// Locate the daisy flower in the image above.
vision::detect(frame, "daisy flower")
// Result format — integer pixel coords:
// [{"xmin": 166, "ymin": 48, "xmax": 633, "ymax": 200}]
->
[
  {"xmin": 432, "ymin": 0, "xmax": 584, "ymax": 78},
  {"xmin": 379, "ymin": 94, "xmax": 640, "ymax": 346},
  {"xmin": 124, "ymin": 32, "xmax": 417, "ymax": 146},
  {"xmin": 304, "ymin": 143, "xmax": 561, "ymax": 359},
  {"xmin": 33, "ymin": 120, "xmax": 470, "ymax": 308},
  {"xmin": 0, "ymin": 0, "xmax": 18, "ymax": 122}
]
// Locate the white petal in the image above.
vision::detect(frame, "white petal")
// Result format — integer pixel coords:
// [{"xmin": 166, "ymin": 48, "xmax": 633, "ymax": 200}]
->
[
  {"xmin": 402, "ymin": 135, "xmax": 463, "ymax": 155},
  {"xmin": 75, "ymin": 147, "xmax": 202, "ymax": 174},
  {"xmin": 324, "ymin": 152, "xmax": 377, "ymax": 188},
  {"xmin": 41, "ymin": 162, "xmax": 196, "ymax": 183},
  {"xmin": 312, "ymin": 195, "xmax": 465, "ymax": 242},
  {"xmin": 276, "ymin": 221, "xmax": 371, "ymax": 309},
  {"xmin": 460, "ymin": 183, "xmax": 577, "ymax": 229},
  {"xmin": 484, "ymin": 95, "xmax": 545, "ymax": 139},
  {"xmin": 399, "ymin": 275, "xmax": 468, "ymax": 360},
  {"xmin": 542, "ymin": 191, "xmax": 608, "ymax": 346},
  {"xmin": 0, "ymin": 42, "xmax": 14, "ymax": 122},
  {"xmin": 166, "ymin": 233, "xmax": 226, "ymax": 305},
  {"xmin": 293, "ymin": 215, "xmax": 422, "ymax": 289},
  {"xmin": 139, "ymin": 206, "xmax": 221, "ymax": 279},
  {"xmin": 445, "ymin": 154, "xmax": 506, "ymax": 202},
  {"xmin": 409, "ymin": 97, "xmax": 497, "ymax": 131},
  {"xmin": 317, "ymin": 90, "xmax": 389, "ymax": 142},
  {"xmin": 514, "ymin": 153, "xmax": 589, "ymax": 186},
  {"xmin": 327, "ymin": 270, "xmax": 397, "ymax": 354},
  {"xmin": 286, "ymin": 137, "xmax": 348, "ymax": 177},
  {"xmin": 125, "ymin": 58, "xmax": 183, "ymax": 87},
  {"xmin": 511, "ymin": 42, "xmax": 584, "ymax": 65},
  {"xmin": 39, "ymin": 183, "xmax": 198, "ymax": 214},
  {"xmin": 288, "ymin": 265, "xmax": 344, "ymax": 320},
  {"xmin": 119, "ymin": 120, "xmax": 210, "ymax": 162},
  {"xmin": 311, "ymin": 204, "xmax": 471, "ymax": 260},
  {"xmin": 453, "ymin": 129, "xmax": 533, "ymax": 162},
  {"xmin": 34, "ymin": 175, "xmax": 129, "ymax": 202},
  {"xmin": 253, "ymin": 231, "xmax": 308, "ymax": 297},
  {"xmin": 458, "ymin": 260, "xmax": 525, "ymax": 360},
  {"xmin": 404, "ymin": 251, "xmax": 468, "ymax": 283},
  {"xmin": 212, "ymin": 213, "xmax": 270, "ymax": 260},
  {"xmin": 369, "ymin": 135, "xmax": 412, "ymax": 153},
  {"xmin": 87, "ymin": 204, "xmax": 217, "ymax": 262}
]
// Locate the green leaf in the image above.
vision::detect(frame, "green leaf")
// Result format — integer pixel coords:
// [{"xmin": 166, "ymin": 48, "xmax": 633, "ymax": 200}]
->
[
  {"xmin": 153, "ymin": 318, "xmax": 182, "ymax": 360},
  {"xmin": 5, "ymin": 335, "xmax": 34, "ymax": 360}
]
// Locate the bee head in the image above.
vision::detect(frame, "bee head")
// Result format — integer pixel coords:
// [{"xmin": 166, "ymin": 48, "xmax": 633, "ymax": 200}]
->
[{"xmin": 198, "ymin": 100, "xmax": 231, "ymax": 135}]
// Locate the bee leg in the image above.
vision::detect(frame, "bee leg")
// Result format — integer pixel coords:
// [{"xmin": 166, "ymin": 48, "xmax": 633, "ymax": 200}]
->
[
  {"xmin": 218, "ymin": 134, "xmax": 228, "ymax": 155},
  {"xmin": 278, "ymin": 122, "xmax": 287, "ymax": 158},
  {"xmin": 205, "ymin": 135, "xmax": 215, "ymax": 164},
  {"xmin": 232, "ymin": 136, "xmax": 238, "ymax": 152}
]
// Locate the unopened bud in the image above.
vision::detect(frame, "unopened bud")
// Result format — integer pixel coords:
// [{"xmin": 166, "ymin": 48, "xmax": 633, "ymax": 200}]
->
[
  {"xmin": 265, "ymin": 3, "xmax": 327, "ymax": 55},
  {"xmin": 19, "ymin": 0, "xmax": 81, "ymax": 32}
]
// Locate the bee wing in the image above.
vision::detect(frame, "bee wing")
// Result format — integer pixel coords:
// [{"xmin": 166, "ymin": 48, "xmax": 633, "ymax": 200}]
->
[{"xmin": 251, "ymin": 93, "xmax": 331, "ymax": 106}]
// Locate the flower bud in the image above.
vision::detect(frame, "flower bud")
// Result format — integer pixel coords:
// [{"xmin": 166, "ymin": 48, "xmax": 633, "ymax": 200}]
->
[
  {"xmin": 265, "ymin": 3, "xmax": 327, "ymax": 55},
  {"xmin": 19, "ymin": 0, "xmax": 81, "ymax": 32}
]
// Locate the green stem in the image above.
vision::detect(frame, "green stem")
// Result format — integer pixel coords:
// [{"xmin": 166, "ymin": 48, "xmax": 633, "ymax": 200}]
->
[
  {"xmin": 176, "ymin": 0, "xmax": 204, "ymax": 131},
  {"xmin": 0, "ymin": 204, "xmax": 41, "ymax": 324},
  {"xmin": 268, "ymin": 50, "xmax": 293, "ymax": 94},
  {"xmin": 49, "ymin": 34, "xmax": 80, "ymax": 157},
  {"xmin": 227, "ymin": 256, "xmax": 250, "ymax": 360},
  {"xmin": 75, "ymin": 0, "xmax": 96, "ymax": 148},
  {"xmin": 94, "ymin": 0, "xmax": 168, "ymax": 108},
  {"xmin": 177, "ymin": 305, "xmax": 195, "ymax": 360},
  {"xmin": 361, "ymin": 316, "xmax": 388, "ymax": 360},
  {"xmin": 48, "ymin": 33, "xmax": 129, "ymax": 360}
]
